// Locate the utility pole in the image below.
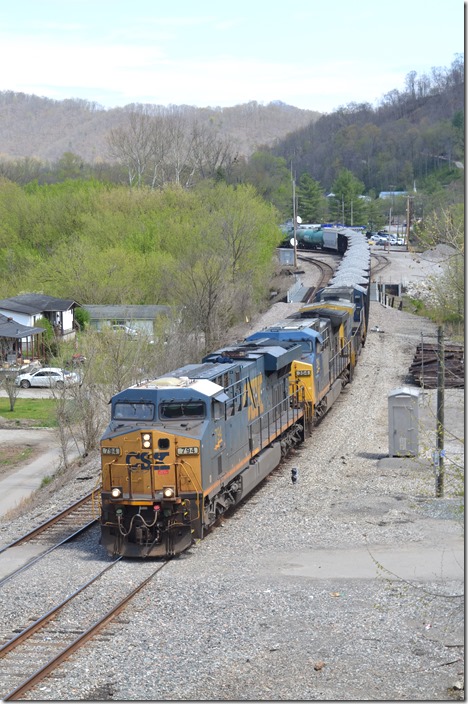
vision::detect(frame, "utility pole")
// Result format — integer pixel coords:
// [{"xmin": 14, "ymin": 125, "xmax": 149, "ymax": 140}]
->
[
  {"xmin": 292, "ymin": 176, "xmax": 298, "ymax": 269},
  {"xmin": 405, "ymin": 196, "xmax": 413, "ymax": 248},
  {"xmin": 435, "ymin": 326, "xmax": 445, "ymax": 497}
]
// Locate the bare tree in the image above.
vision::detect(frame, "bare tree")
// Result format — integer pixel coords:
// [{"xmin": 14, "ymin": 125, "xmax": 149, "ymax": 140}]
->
[
  {"xmin": 107, "ymin": 108, "xmax": 163, "ymax": 188},
  {"xmin": 161, "ymin": 107, "xmax": 196, "ymax": 187},
  {"xmin": 190, "ymin": 121, "xmax": 238, "ymax": 180},
  {"xmin": 1, "ymin": 372, "xmax": 20, "ymax": 411}
]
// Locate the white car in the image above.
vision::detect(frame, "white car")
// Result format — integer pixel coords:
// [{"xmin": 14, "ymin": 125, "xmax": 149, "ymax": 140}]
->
[
  {"xmin": 110, "ymin": 324, "xmax": 139, "ymax": 337},
  {"xmin": 15, "ymin": 367, "xmax": 81, "ymax": 389},
  {"xmin": 369, "ymin": 235, "xmax": 387, "ymax": 245}
]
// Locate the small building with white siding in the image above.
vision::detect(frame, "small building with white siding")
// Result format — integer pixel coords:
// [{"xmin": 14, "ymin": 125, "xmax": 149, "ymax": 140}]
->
[{"xmin": 82, "ymin": 305, "xmax": 172, "ymax": 337}]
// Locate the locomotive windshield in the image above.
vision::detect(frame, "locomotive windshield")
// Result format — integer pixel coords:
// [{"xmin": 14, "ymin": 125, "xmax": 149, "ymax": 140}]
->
[
  {"xmin": 160, "ymin": 401, "xmax": 206, "ymax": 420},
  {"xmin": 113, "ymin": 402, "xmax": 155, "ymax": 421}
]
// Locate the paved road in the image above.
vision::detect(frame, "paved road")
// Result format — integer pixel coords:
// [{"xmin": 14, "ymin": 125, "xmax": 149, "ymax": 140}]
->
[
  {"xmin": 0, "ymin": 387, "xmax": 52, "ymax": 399},
  {"xmin": 0, "ymin": 427, "xmax": 83, "ymax": 518}
]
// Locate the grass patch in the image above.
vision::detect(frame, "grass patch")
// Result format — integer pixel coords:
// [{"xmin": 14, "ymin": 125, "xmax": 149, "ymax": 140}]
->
[
  {"xmin": 0, "ymin": 398, "xmax": 58, "ymax": 427},
  {"xmin": 0, "ymin": 446, "xmax": 35, "ymax": 466}
]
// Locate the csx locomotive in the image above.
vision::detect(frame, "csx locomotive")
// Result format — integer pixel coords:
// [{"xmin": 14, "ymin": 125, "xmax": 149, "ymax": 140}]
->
[{"xmin": 99, "ymin": 228, "xmax": 370, "ymax": 558}]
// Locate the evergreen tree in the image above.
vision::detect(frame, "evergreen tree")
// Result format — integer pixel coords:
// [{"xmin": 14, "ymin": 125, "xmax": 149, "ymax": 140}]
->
[
  {"xmin": 296, "ymin": 173, "xmax": 326, "ymax": 223},
  {"xmin": 329, "ymin": 169, "xmax": 366, "ymax": 225}
]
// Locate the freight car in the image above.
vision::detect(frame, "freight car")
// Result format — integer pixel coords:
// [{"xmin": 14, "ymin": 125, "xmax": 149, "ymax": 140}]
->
[
  {"xmin": 99, "ymin": 229, "xmax": 370, "ymax": 558},
  {"xmin": 283, "ymin": 225, "xmax": 363, "ymax": 256}
]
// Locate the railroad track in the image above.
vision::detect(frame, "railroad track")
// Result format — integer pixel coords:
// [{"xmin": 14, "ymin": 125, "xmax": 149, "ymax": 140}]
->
[
  {"xmin": 370, "ymin": 253, "xmax": 391, "ymax": 277},
  {"xmin": 0, "ymin": 491, "xmax": 100, "ymax": 585},
  {"xmin": 0, "ymin": 558, "xmax": 168, "ymax": 701},
  {"xmin": 297, "ymin": 253, "xmax": 336, "ymax": 302}
]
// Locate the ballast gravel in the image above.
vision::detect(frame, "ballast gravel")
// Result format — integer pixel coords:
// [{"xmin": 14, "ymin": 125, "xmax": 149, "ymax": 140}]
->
[{"xmin": 0, "ymin": 248, "xmax": 464, "ymax": 701}]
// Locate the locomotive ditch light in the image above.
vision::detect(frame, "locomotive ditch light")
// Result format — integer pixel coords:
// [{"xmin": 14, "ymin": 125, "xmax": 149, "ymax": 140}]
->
[
  {"xmin": 141, "ymin": 432, "xmax": 152, "ymax": 449},
  {"xmin": 111, "ymin": 486, "xmax": 123, "ymax": 499},
  {"xmin": 162, "ymin": 486, "xmax": 175, "ymax": 499}
]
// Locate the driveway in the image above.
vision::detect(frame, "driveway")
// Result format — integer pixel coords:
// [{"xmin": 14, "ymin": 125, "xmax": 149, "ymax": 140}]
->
[{"xmin": 0, "ymin": 426, "xmax": 83, "ymax": 518}]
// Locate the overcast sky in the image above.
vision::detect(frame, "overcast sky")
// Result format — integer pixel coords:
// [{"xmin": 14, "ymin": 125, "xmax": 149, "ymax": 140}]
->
[{"xmin": 1, "ymin": 0, "xmax": 463, "ymax": 113}]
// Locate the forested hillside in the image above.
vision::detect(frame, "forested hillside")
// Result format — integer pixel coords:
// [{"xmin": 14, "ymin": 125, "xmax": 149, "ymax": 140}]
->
[
  {"xmin": 269, "ymin": 55, "xmax": 464, "ymax": 194},
  {"xmin": 0, "ymin": 93, "xmax": 319, "ymax": 162},
  {"xmin": 0, "ymin": 56, "xmax": 463, "ymax": 343}
]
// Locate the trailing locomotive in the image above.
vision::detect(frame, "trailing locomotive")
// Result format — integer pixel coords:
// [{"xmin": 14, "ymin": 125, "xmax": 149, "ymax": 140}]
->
[{"xmin": 99, "ymin": 228, "xmax": 370, "ymax": 558}]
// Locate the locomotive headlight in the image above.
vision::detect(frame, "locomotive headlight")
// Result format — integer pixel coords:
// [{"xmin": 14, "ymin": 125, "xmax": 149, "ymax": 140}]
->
[
  {"xmin": 162, "ymin": 486, "xmax": 175, "ymax": 499},
  {"xmin": 111, "ymin": 486, "xmax": 122, "ymax": 499},
  {"xmin": 141, "ymin": 432, "xmax": 152, "ymax": 449}
]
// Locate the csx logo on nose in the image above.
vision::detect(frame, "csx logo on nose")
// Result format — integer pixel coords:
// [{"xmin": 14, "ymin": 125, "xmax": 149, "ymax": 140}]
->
[{"xmin": 126, "ymin": 451, "xmax": 169, "ymax": 469}]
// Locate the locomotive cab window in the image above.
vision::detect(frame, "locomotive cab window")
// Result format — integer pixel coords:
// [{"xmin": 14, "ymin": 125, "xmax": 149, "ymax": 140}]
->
[
  {"xmin": 160, "ymin": 401, "xmax": 206, "ymax": 420},
  {"xmin": 299, "ymin": 341, "xmax": 313, "ymax": 354},
  {"xmin": 113, "ymin": 402, "xmax": 154, "ymax": 420}
]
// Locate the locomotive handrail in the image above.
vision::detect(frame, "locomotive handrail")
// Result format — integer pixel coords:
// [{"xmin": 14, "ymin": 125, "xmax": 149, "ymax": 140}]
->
[{"xmin": 248, "ymin": 388, "xmax": 304, "ymax": 457}]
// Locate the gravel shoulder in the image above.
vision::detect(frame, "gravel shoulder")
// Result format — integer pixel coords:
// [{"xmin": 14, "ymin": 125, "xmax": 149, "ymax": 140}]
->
[{"xmin": 0, "ymin": 247, "xmax": 464, "ymax": 701}]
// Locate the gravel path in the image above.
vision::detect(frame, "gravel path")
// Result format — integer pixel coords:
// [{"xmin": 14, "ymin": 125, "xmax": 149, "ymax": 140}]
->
[{"xmin": 0, "ymin": 247, "xmax": 464, "ymax": 701}]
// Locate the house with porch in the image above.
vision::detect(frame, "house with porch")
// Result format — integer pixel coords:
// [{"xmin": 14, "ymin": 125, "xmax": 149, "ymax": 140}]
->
[
  {"xmin": 0, "ymin": 294, "xmax": 79, "ymax": 364},
  {"xmin": 0, "ymin": 313, "xmax": 45, "ymax": 366}
]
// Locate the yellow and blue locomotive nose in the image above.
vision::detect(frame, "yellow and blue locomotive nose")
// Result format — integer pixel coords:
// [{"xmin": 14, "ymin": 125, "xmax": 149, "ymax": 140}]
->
[{"xmin": 100, "ymin": 430, "xmax": 202, "ymax": 557}]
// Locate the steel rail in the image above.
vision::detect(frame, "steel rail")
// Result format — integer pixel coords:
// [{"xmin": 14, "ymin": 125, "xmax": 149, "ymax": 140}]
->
[
  {"xmin": 2, "ymin": 561, "xmax": 168, "ymax": 701},
  {"xmin": 0, "ymin": 490, "xmax": 99, "ymax": 554},
  {"xmin": 0, "ymin": 518, "xmax": 98, "ymax": 587},
  {"xmin": 0, "ymin": 557, "xmax": 121, "ymax": 657}
]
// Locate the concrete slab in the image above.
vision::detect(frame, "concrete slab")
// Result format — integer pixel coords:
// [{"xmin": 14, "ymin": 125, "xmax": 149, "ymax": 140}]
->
[
  {"xmin": 0, "ymin": 543, "xmax": 47, "ymax": 580},
  {"xmin": 269, "ymin": 540, "xmax": 464, "ymax": 581}
]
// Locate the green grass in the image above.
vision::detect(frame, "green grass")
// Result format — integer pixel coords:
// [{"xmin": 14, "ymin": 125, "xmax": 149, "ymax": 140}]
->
[
  {"xmin": 0, "ymin": 398, "xmax": 58, "ymax": 427},
  {"xmin": 0, "ymin": 446, "xmax": 35, "ymax": 466}
]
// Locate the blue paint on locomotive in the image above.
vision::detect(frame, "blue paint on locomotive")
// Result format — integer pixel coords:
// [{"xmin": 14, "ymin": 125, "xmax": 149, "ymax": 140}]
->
[
  {"xmin": 245, "ymin": 326, "xmax": 321, "ymax": 365},
  {"xmin": 105, "ymin": 338, "xmax": 305, "ymax": 498},
  {"xmin": 244, "ymin": 320, "xmax": 333, "ymax": 403}
]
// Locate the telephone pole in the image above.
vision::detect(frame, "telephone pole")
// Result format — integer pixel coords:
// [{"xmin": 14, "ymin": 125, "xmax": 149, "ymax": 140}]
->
[
  {"xmin": 435, "ymin": 326, "xmax": 445, "ymax": 497},
  {"xmin": 292, "ymin": 175, "xmax": 298, "ymax": 269},
  {"xmin": 405, "ymin": 196, "xmax": 413, "ymax": 248}
]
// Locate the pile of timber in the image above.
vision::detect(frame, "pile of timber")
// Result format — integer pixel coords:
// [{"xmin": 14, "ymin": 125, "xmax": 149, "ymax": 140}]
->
[{"xmin": 409, "ymin": 342, "xmax": 464, "ymax": 388}]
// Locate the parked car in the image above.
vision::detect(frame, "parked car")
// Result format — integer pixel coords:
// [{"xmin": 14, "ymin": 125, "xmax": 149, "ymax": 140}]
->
[
  {"xmin": 110, "ymin": 324, "xmax": 139, "ymax": 337},
  {"xmin": 15, "ymin": 367, "xmax": 81, "ymax": 388},
  {"xmin": 369, "ymin": 235, "xmax": 388, "ymax": 245}
]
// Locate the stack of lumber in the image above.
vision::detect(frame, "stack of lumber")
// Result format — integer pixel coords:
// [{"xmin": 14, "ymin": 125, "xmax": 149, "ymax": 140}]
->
[{"xmin": 409, "ymin": 342, "xmax": 464, "ymax": 388}]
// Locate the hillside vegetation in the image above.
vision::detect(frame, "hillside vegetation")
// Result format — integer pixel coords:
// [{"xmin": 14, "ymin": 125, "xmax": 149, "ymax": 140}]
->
[
  {"xmin": 0, "ymin": 95, "xmax": 319, "ymax": 162},
  {"xmin": 0, "ymin": 56, "xmax": 463, "ymax": 337}
]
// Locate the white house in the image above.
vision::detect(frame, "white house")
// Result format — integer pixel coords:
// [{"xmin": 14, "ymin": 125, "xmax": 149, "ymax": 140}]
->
[{"xmin": 0, "ymin": 294, "xmax": 78, "ymax": 346}]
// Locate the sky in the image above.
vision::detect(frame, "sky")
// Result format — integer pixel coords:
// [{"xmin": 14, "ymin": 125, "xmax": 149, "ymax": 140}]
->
[{"xmin": 0, "ymin": 0, "xmax": 464, "ymax": 113}]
